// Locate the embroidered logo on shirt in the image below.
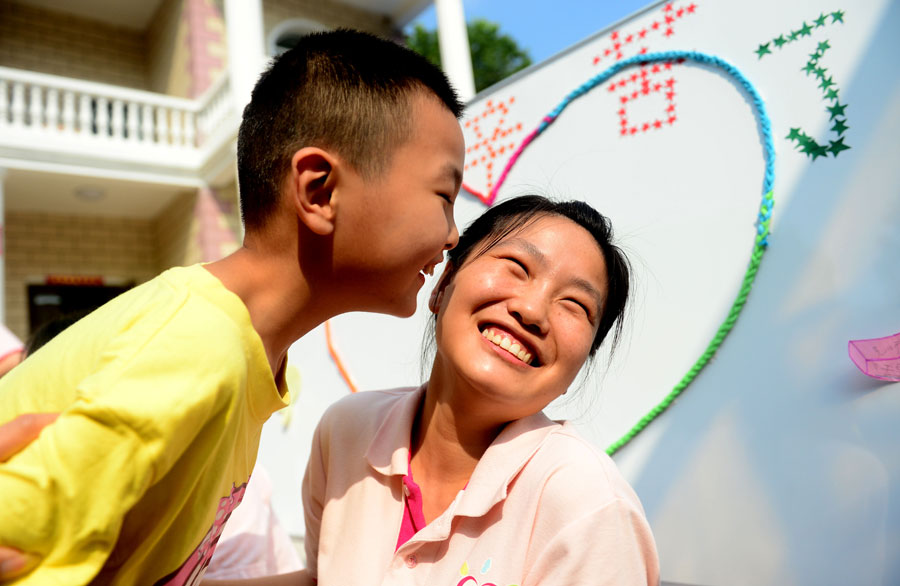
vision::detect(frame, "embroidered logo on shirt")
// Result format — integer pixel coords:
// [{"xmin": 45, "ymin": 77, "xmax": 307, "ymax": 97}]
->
[
  {"xmin": 153, "ymin": 481, "xmax": 248, "ymax": 585},
  {"xmin": 457, "ymin": 559, "xmax": 518, "ymax": 586}
]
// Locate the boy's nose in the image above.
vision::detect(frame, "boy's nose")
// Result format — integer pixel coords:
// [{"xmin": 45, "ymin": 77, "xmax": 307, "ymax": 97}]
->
[{"xmin": 444, "ymin": 221, "xmax": 460, "ymax": 250}]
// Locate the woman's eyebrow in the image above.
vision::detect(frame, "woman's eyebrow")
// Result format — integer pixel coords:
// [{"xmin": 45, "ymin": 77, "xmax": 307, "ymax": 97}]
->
[
  {"xmin": 504, "ymin": 238, "xmax": 547, "ymax": 267},
  {"xmin": 570, "ymin": 278, "xmax": 605, "ymax": 307}
]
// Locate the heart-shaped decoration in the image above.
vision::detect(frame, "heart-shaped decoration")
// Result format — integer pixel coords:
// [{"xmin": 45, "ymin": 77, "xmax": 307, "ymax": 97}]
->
[{"xmin": 463, "ymin": 51, "xmax": 776, "ymax": 454}]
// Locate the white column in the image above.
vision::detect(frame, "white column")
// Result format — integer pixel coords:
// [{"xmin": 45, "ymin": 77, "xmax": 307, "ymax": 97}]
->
[
  {"xmin": 0, "ymin": 168, "xmax": 7, "ymax": 324},
  {"xmin": 224, "ymin": 0, "xmax": 267, "ymax": 112},
  {"xmin": 434, "ymin": 0, "xmax": 476, "ymax": 101}
]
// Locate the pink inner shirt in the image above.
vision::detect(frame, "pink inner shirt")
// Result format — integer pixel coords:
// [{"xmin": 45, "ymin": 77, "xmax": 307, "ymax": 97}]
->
[{"xmin": 396, "ymin": 451, "xmax": 427, "ymax": 551}]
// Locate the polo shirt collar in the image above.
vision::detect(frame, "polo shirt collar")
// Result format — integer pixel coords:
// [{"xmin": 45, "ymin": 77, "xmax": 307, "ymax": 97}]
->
[
  {"xmin": 364, "ymin": 384, "xmax": 560, "ymax": 520},
  {"xmin": 365, "ymin": 385, "xmax": 426, "ymax": 477}
]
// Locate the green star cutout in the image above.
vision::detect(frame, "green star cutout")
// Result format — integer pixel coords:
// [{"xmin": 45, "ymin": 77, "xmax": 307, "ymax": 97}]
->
[
  {"xmin": 789, "ymin": 30, "xmax": 800, "ymax": 41},
  {"xmin": 829, "ymin": 137, "xmax": 851, "ymax": 156},
  {"xmin": 797, "ymin": 134, "xmax": 814, "ymax": 149},
  {"xmin": 755, "ymin": 43, "xmax": 772, "ymax": 58},
  {"xmin": 814, "ymin": 13, "xmax": 828, "ymax": 27},
  {"xmin": 827, "ymin": 101, "xmax": 848, "ymax": 119},
  {"xmin": 831, "ymin": 10, "xmax": 845, "ymax": 24},
  {"xmin": 773, "ymin": 35, "xmax": 787, "ymax": 48},
  {"xmin": 786, "ymin": 127, "xmax": 803, "ymax": 141},
  {"xmin": 810, "ymin": 143, "xmax": 829, "ymax": 160},
  {"xmin": 802, "ymin": 61, "xmax": 818, "ymax": 75},
  {"xmin": 798, "ymin": 22, "xmax": 813, "ymax": 36},
  {"xmin": 817, "ymin": 40, "xmax": 831, "ymax": 52},
  {"xmin": 831, "ymin": 118, "xmax": 849, "ymax": 135},
  {"xmin": 825, "ymin": 88, "xmax": 839, "ymax": 101},
  {"xmin": 809, "ymin": 51, "xmax": 822, "ymax": 61},
  {"xmin": 819, "ymin": 76, "xmax": 835, "ymax": 90},
  {"xmin": 815, "ymin": 66, "xmax": 827, "ymax": 78}
]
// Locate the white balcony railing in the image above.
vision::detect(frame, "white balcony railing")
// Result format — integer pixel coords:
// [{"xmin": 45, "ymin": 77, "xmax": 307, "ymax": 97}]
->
[{"xmin": 0, "ymin": 66, "xmax": 238, "ymax": 176}]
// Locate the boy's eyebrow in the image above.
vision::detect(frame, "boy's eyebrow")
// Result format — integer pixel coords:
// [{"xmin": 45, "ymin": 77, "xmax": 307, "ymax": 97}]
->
[{"xmin": 440, "ymin": 163, "xmax": 463, "ymax": 192}]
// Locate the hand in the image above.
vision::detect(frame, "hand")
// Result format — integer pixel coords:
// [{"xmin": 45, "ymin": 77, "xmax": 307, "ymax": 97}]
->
[
  {"xmin": 0, "ymin": 413, "xmax": 58, "ymax": 461},
  {"xmin": 0, "ymin": 413, "xmax": 58, "ymax": 581}
]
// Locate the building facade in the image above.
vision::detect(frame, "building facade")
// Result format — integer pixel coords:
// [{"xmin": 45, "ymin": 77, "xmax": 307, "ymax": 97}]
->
[{"xmin": 0, "ymin": 0, "xmax": 472, "ymax": 340}]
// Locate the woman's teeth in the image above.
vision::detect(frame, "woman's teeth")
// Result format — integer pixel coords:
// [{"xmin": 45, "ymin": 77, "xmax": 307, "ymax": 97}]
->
[{"xmin": 481, "ymin": 328, "xmax": 533, "ymax": 365}]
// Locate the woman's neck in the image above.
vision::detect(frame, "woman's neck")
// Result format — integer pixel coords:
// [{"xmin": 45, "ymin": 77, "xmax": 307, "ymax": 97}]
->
[{"xmin": 410, "ymin": 360, "xmax": 507, "ymax": 523}]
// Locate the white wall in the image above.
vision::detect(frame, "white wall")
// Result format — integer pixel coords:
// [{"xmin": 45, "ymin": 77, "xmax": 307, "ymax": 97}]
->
[{"xmin": 258, "ymin": 1, "xmax": 900, "ymax": 583}]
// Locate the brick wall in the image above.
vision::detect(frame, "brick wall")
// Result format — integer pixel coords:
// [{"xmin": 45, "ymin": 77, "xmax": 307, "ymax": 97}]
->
[
  {"xmin": 147, "ymin": 0, "xmax": 192, "ymax": 97},
  {"xmin": 4, "ymin": 212, "xmax": 159, "ymax": 339},
  {"xmin": 0, "ymin": 1, "xmax": 149, "ymax": 90},
  {"xmin": 154, "ymin": 190, "xmax": 200, "ymax": 269}
]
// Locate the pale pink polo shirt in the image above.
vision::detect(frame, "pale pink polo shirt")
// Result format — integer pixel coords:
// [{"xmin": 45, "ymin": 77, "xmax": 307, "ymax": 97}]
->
[{"xmin": 303, "ymin": 386, "xmax": 660, "ymax": 586}]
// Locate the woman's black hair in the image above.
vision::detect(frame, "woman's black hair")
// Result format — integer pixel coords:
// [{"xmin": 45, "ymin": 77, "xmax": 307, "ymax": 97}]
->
[{"xmin": 433, "ymin": 195, "xmax": 631, "ymax": 358}]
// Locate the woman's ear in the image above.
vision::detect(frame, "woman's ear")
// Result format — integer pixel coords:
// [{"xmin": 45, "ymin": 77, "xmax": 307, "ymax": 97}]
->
[
  {"xmin": 288, "ymin": 147, "xmax": 339, "ymax": 235},
  {"xmin": 428, "ymin": 263, "xmax": 456, "ymax": 314}
]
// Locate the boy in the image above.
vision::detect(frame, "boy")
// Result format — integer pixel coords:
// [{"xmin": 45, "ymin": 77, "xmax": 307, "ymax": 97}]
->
[{"xmin": 0, "ymin": 29, "xmax": 464, "ymax": 585}]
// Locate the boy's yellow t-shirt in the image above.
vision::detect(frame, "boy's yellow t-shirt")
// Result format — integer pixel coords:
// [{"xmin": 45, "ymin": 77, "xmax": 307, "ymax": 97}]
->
[{"xmin": 0, "ymin": 265, "xmax": 289, "ymax": 585}]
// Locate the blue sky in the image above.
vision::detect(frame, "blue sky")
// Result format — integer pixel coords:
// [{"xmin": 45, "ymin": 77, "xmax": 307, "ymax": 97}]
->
[{"xmin": 409, "ymin": 0, "xmax": 657, "ymax": 64}]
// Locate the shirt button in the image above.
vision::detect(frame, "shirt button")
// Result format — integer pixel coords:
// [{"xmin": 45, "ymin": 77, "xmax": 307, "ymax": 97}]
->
[
  {"xmin": 403, "ymin": 484, "xmax": 411, "ymax": 497},
  {"xmin": 405, "ymin": 554, "xmax": 418, "ymax": 568}
]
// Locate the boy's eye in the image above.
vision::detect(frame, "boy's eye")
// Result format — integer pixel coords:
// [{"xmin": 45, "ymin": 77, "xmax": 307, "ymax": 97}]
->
[{"xmin": 437, "ymin": 193, "xmax": 453, "ymax": 203}]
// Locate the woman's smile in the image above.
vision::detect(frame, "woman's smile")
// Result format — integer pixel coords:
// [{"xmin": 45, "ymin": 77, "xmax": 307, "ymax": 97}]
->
[{"xmin": 479, "ymin": 326, "xmax": 535, "ymax": 365}]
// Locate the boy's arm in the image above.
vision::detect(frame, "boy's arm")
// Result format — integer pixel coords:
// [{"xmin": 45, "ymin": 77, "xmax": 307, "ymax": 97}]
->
[
  {"xmin": 0, "ymin": 332, "xmax": 241, "ymax": 584},
  {"xmin": 0, "ymin": 414, "xmax": 55, "ymax": 581}
]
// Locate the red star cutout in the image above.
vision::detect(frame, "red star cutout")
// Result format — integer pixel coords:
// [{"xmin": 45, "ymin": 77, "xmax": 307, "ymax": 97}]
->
[{"xmin": 664, "ymin": 3, "xmax": 673, "ymax": 11}]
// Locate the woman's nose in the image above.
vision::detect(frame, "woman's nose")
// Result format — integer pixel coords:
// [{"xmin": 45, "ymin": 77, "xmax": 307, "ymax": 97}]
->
[{"xmin": 508, "ymin": 286, "xmax": 550, "ymax": 335}]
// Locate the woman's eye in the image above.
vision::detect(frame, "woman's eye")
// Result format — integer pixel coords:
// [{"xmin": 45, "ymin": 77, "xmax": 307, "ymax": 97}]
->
[
  {"xmin": 504, "ymin": 257, "xmax": 528, "ymax": 276},
  {"xmin": 565, "ymin": 299, "xmax": 593, "ymax": 320}
]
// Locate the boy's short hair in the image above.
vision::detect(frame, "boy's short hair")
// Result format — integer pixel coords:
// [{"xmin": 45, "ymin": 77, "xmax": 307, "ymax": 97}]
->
[{"xmin": 237, "ymin": 29, "xmax": 464, "ymax": 230}]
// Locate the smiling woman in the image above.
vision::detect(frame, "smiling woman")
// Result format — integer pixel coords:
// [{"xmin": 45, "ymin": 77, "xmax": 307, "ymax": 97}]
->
[{"xmin": 302, "ymin": 195, "xmax": 658, "ymax": 585}]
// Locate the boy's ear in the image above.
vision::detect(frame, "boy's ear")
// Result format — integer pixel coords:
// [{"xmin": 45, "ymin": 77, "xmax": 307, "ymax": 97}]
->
[
  {"xmin": 428, "ymin": 262, "xmax": 457, "ymax": 314},
  {"xmin": 288, "ymin": 147, "xmax": 340, "ymax": 235}
]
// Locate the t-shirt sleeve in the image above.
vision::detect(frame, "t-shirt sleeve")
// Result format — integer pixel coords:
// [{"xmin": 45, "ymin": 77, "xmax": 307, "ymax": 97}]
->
[
  {"xmin": 0, "ymin": 319, "xmax": 241, "ymax": 585},
  {"xmin": 524, "ymin": 496, "xmax": 660, "ymax": 586},
  {"xmin": 301, "ymin": 417, "xmax": 328, "ymax": 580}
]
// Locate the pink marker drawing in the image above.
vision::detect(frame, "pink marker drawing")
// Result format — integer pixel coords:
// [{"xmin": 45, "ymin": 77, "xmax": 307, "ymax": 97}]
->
[{"xmin": 848, "ymin": 332, "xmax": 900, "ymax": 382}]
